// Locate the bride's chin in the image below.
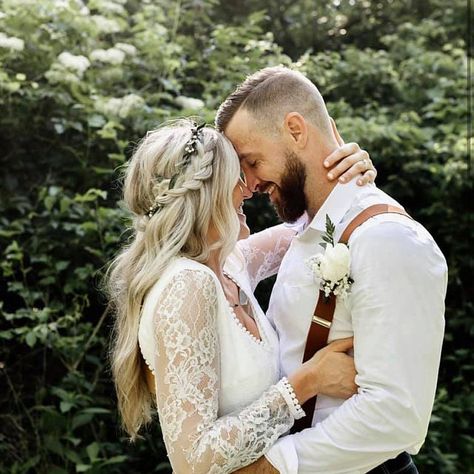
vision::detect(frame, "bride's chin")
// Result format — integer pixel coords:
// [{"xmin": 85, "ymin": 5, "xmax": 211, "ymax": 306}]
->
[
  {"xmin": 236, "ymin": 212, "xmax": 250, "ymax": 240},
  {"xmin": 238, "ymin": 226, "xmax": 250, "ymax": 240}
]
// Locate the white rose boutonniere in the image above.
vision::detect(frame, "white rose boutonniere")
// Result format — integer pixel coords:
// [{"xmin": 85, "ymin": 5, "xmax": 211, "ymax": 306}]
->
[{"xmin": 306, "ymin": 215, "xmax": 353, "ymax": 300}]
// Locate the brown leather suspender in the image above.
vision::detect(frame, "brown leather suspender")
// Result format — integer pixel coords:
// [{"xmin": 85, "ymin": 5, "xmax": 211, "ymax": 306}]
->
[{"xmin": 291, "ymin": 204, "xmax": 410, "ymax": 433}]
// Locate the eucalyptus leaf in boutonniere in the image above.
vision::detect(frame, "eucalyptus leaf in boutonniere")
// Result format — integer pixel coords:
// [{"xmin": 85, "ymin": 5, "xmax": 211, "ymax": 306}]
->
[{"xmin": 306, "ymin": 215, "xmax": 353, "ymax": 300}]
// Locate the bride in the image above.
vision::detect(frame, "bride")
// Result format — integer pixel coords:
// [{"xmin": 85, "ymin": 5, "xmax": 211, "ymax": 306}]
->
[{"xmin": 106, "ymin": 119, "xmax": 375, "ymax": 473}]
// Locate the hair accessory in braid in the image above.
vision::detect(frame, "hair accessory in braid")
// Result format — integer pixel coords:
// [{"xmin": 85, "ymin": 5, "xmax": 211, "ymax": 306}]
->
[
  {"xmin": 182, "ymin": 122, "xmax": 205, "ymax": 166},
  {"xmin": 147, "ymin": 122, "xmax": 206, "ymax": 218}
]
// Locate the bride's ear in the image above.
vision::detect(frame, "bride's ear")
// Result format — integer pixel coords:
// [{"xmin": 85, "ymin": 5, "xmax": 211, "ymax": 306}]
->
[{"xmin": 330, "ymin": 117, "xmax": 345, "ymax": 146}]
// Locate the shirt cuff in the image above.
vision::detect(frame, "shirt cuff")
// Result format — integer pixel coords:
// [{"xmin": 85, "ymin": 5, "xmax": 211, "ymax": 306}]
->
[{"xmin": 265, "ymin": 435, "xmax": 298, "ymax": 474}]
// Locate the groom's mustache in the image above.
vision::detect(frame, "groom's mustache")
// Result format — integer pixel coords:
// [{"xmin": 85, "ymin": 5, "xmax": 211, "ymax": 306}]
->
[{"xmin": 258, "ymin": 182, "xmax": 275, "ymax": 194}]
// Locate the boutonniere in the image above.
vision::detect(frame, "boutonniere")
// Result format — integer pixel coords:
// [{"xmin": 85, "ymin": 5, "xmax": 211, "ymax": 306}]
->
[{"xmin": 306, "ymin": 215, "xmax": 353, "ymax": 300}]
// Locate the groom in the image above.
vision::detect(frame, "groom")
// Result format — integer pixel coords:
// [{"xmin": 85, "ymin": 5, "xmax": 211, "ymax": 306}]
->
[{"xmin": 216, "ymin": 67, "xmax": 447, "ymax": 473}]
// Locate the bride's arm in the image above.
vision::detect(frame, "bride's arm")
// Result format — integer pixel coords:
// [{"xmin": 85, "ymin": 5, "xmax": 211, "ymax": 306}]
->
[
  {"xmin": 237, "ymin": 225, "xmax": 296, "ymax": 291},
  {"xmin": 153, "ymin": 269, "xmax": 296, "ymax": 474}
]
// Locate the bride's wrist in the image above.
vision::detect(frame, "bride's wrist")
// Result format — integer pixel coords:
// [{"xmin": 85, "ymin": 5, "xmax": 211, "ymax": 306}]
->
[
  {"xmin": 287, "ymin": 365, "xmax": 318, "ymax": 405},
  {"xmin": 277, "ymin": 377, "xmax": 305, "ymax": 420}
]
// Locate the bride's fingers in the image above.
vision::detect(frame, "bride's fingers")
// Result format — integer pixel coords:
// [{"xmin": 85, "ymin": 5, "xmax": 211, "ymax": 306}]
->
[
  {"xmin": 337, "ymin": 154, "xmax": 376, "ymax": 185},
  {"xmin": 324, "ymin": 143, "xmax": 361, "ymax": 179},
  {"xmin": 357, "ymin": 168, "xmax": 377, "ymax": 186},
  {"xmin": 326, "ymin": 148, "xmax": 372, "ymax": 184}
]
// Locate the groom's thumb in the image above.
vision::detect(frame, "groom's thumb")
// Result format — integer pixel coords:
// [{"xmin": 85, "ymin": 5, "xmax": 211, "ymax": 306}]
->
[{"xmin": 327, "ymin": 337, "xmax": 353, "ymax": 353}]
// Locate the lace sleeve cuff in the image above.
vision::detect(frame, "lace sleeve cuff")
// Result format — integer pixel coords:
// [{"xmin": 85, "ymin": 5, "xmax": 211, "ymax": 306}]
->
[{"xmin": 276, "ymin": 377, "xmax": 306, "ymax": 420}]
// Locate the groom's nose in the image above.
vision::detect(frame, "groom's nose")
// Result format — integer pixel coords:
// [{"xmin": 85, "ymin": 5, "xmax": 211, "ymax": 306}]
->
[{"xmin": 245, "ymin": 172, "xmax": 260, "ymax": 193}]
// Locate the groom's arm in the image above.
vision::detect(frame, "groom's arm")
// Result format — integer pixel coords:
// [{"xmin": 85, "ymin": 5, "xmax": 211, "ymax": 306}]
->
[
  {"xmin": 264, "ymin": 218, "xmax": 447, "ymax": 474},
  {"xmin": 234, "ymin": 457, "xmax": 278, "ymax": 474}
]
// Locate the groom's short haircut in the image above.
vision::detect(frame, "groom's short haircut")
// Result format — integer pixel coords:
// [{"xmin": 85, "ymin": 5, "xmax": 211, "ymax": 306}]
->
[{"xmin": 215, "ymin": 66, "xmax": 332, "ymax": 136}]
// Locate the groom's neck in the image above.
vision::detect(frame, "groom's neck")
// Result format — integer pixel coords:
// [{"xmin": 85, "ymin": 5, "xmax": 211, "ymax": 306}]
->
[{"xmin": 305, "ymin": 165, "xmax": 337, "ymax": 221}]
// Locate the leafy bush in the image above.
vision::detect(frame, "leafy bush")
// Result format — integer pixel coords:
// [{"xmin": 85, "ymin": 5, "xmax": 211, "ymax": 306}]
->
[{"xmin": 0, "ymin": 1, "xmax": 470, "ymax": 473}]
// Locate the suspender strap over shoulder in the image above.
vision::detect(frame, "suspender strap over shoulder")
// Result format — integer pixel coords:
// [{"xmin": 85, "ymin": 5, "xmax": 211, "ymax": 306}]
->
[{"xmin": 291, "ymin": 204, "xmax": 411, "ymax": 433}]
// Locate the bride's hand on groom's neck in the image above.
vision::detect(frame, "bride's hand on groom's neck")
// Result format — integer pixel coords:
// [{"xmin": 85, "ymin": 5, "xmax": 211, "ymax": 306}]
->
[{"xmin": 325, "ymin": 118, "xmax": 376, "ymax": 185}]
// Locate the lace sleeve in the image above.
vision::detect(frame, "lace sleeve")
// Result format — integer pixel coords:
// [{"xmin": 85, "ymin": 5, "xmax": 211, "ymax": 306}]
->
[
  {"xmin": 237, "ymin": 224, "xmax": 296, "ymax": 291},
  {"xmin": 153, "ymin": 268, "xmax": 294, "ymax": 474}
]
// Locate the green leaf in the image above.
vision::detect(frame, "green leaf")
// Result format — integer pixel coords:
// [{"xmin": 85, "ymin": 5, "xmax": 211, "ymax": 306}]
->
[
  {"xmin": 25, "ymin": 332, "xmax": 37, "ymax": 347},
  {"xmin": 55, "ymin": 261, "xmax": 70, "ymax": 271},
  {"xmin": 72, "ymin": 412, "xmax": 94, "ymax": 430},
  {"xmin": 44, "ymin": 435, "xmax": 64, "ymax": 456},
  {"xmin": 80, "ymin": 407, "xmax": 111, "ymax": 414},
  {"xmin": 101, "ymin": 455, "xmax": 128, "ymax": 466},
  {"xmin": 76, "ymin": 465, "xmax": 92, "ymax": 473},
  {"xmin": 60, "ymin": 401, "xmax": 74, "ymax": 413},
  {"xmin": 44, "ymin": 196, "xmax": 55, "ymax": 211},
  {"xmin": 60, "ymin": 197, "xmax": 71, "ymax": 213},
  {"xmin": 65, "ymin": 449, "xmax": 83, "ymax": 464},
  {"xmin": 86, "ymin": 442, "xmax": 100, "ymax": 462},
  {"xmin": 0, "ymin": 330, "xmax": 14, "ymax": 340}
]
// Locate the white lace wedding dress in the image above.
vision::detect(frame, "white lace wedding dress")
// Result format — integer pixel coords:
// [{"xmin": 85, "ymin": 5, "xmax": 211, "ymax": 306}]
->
[{"xmin": 138, "ymin": 225, "xmax": 296, "ymax": 473}]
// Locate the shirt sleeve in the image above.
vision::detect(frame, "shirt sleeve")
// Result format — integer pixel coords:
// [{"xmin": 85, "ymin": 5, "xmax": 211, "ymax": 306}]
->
[
  {"xmin": 237, "ymin": 224, "xmax": 296, "ymax": 291},
  {"xmin": 265, "ymin": 219, "xmax": 448, "ymax": 474},
  {"xmin": 152, "ymin": 268, "xmax": 295, "ymax": 474}
]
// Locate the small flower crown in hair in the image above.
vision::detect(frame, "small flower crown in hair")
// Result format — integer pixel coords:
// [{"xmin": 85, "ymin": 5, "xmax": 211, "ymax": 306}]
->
[{"xmin": 146, "ymin": 122, "xmax": 206, "ymax": 218}]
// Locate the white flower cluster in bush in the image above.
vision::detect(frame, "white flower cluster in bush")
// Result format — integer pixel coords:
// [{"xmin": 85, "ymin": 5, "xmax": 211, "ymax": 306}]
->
[
  {"xmin": 58, "ymin": 52, "xmax": 90, "ymax": 75},
  {"xmin": 45, "ymin": 52, "xmax": 90, "ymax": 84},
  {"xmin": 90, "ymin": 48, "xmax": 125, "ymax": 65},
  {"xmin": 92, "ymin": 0, "xmax": 127, "ymax": 15},
  {"xmin": 0, "ymin": 33, "xmax": 25, "ymax": 52},
  {"xmin": 90, "ymin": 43, "xmax": 136, "ymax": 65},
  {"xmin": 91, "ymin": 15, "xmax": 122, "ymax": 33},
  {"xmin": 115, "ymin": 42, "xmax": 137, "ymax": 56},
  {"xmin": 175, "ymin": 96, "xmax": 205, "ymax": 110},
  {"xmin": 96, "ymin": 94, "xmax": 145, "ymax": 119}
]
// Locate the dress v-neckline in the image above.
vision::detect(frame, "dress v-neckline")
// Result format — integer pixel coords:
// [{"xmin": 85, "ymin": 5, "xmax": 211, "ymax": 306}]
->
[{"xmin": 222, "ymin": 270, "xmax": 265, "ymax": 346}]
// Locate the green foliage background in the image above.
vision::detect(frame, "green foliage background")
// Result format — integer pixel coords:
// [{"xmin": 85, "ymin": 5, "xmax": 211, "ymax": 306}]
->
[{"xmin": 0, "ymin": 0, "xmax": 471, "ymax": 472}]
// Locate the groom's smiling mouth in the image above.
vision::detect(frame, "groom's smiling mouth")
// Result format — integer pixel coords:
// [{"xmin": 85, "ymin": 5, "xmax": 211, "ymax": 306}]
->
[{"xmin": 261, "ymin": 183, "xmax": 278, "ymax": 201}]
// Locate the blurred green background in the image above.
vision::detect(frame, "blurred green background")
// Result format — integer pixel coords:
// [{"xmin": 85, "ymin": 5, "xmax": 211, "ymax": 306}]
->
[{"xmin": 0, "ymin": 0, "xmax": 471, "ymax": 472}]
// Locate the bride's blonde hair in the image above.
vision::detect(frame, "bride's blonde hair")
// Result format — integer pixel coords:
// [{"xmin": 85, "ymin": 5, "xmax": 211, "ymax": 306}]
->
[{"xmin": 106, "ymin": 119, "xmax": 240, "ymax": 439}]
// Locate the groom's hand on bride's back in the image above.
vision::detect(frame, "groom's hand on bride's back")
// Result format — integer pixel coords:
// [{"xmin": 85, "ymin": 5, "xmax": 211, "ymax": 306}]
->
[{"xmin": 305, "ymin": 337, "xmax": 358, "ymax": 399}]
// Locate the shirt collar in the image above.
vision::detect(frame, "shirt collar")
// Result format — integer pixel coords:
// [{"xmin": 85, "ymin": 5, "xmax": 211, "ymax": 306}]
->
[{"xmin": 308, "ymin": 177, "xmax": 366, "ymax": 232}]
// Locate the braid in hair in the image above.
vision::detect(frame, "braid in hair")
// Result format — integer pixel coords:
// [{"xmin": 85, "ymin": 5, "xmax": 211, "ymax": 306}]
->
[{"xmin": 151, "ymin": 131, "xmax": 218, "ymax": 210}]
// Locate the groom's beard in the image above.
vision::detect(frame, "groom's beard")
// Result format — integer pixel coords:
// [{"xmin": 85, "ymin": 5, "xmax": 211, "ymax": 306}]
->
[{"xmin": 273, "ymin": 151, "xmax": 307, "ymax": 223}]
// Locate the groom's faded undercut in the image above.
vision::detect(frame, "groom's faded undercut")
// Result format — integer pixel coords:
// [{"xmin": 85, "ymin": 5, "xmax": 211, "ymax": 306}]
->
[{"xmin": 215, "ymin": 66, "xmax": 332, "ymax": 136}]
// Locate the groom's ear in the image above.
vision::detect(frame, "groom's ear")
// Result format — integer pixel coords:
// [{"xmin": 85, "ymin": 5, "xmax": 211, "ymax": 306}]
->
[
  {"xmin": 330, "ymin": 117, "xmax": 345, "ymax": 146},
  {"xmin": 284, "ymin": 112, "xmax": 308, "ymax": 148}
]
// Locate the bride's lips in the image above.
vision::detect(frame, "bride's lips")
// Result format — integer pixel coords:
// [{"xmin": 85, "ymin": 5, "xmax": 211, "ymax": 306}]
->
[{"xmin": 237, "ymin": 204, "xmax": 246, "ymax": 219}]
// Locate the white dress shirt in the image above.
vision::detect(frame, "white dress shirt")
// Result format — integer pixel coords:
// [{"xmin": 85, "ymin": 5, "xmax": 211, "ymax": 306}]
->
[{"xmin": 265, "ymin": 178, "xmax": 448, "ymax": 474}]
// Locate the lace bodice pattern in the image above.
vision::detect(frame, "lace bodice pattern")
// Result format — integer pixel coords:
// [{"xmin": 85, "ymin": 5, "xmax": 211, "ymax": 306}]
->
[
  {"xmin": 234, "ymin": 223, "xmax": 296, "ymax": 292},
  {"xmin": 138, "ymin": 224, "xmax": 296, "ymax": 473}
]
